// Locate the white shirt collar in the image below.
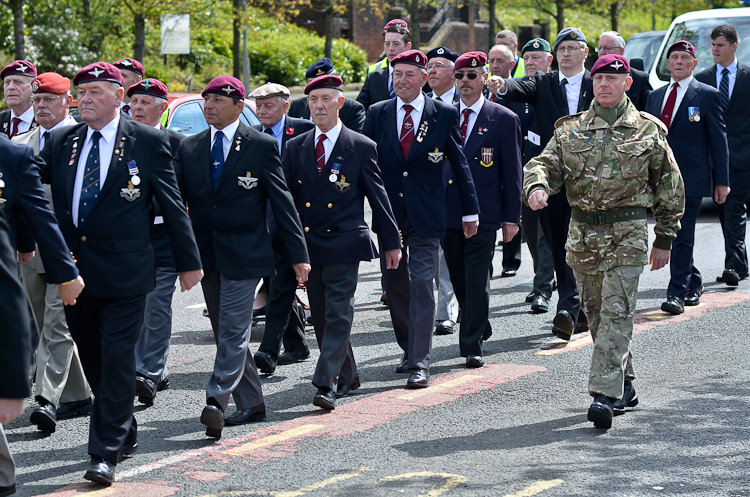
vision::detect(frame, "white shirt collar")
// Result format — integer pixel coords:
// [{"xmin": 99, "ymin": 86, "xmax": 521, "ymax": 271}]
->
[
  {"xmin": 459, "ymin": 94, "xmax": 485, "ymax": 114},
  {"xmin": 41, "ymin": 115, "xmax": 77, "ymax": 133},
  {"xmin": 435, "ymin": 87, "xmax": 455, "ymax": 103},
  {"xmin": 718, "ymin": 58, "xmax": 738, "ymax": 74},
  {"xmin": 559, "ymin": 69, "xmax": 584, "ymax": 85},
  {"xmin": 210, "ymin": 119, "xmax": 240, "ymax": 143},
  {"xmin": 87, "ymin": 114, "xmax": 120, "ymax": 145},
  {"xmin": 314, "ymin": 119, "xmax": 342, "ymax": 143},
  {"xmin": 11, "ymin": 106, "xmax": 35, "ymax": 123},
  {"xmin": 397, "ymin": 92, "xmax": 426, "ymax": 113},
  {"xmin": 669, "ymin": 74, "xmax": 694, "ymax": 87}
]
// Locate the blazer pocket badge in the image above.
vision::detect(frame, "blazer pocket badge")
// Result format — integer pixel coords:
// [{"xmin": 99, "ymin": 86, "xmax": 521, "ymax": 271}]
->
[
  {"xmin": 480, "ymin": 147, "xmax": 494, "ymax": 168},
  {"xmin": 428, "ymin": 147, "xmax": 444, "ymax": 163},
  {"xmin": 333, "ymin": 174, "xmax": 351, "ymax": 193},
  {"xmin": 238, "ymin": 172, "xmax": 258, "ymax": 189},
  {"xmin": 120, "ymin": 180, "xmax": 141, "ymax": 202},
  {"xmin": 688, "ymin": 106, "xmax": 700, "ymax": 122}
]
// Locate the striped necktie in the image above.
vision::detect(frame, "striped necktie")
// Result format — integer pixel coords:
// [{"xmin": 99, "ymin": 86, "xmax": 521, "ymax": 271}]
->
[
  {"xmin": 78, "ymin": 131, "xmax": 102, "ymax": 226},
  {"xmin": 719, "ymin": 67, "xmax": 730, "ymax": 112}
]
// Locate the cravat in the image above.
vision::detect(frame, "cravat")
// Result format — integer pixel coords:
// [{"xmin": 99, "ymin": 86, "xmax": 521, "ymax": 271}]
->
[
  {"xmin": 389, "ymin": 75, "xmax": 395, "ymax": 98},
  {"xmin": 123, "ymin": 104, "xmax": 130, "ymax": 115},
  {"xmin": 399, "ymin": 104, "xmax": 415, "ymax": 160},
  {"xmin": 210, "ymin": 131, "xmax": 225, "ymax": 190},
  {"xmin": 10, "ymin": 117, "xmax": 21, "ymax": 138},
  {"xmin": 660, "ymin": 82, "xmax": 679, "ymax": 128},
  {"xmin": 460, "ymin": 108, "xmax": 472, "ymax": 147},
  {"xmin": 78, "ymin": 131, "xmax": 102, "ymax": 226},
  {"xmin": 316, "ymin": 134, "xmax": 327, "ymax": 174},
  {"xmin": 719, "ymin": 67, "xmax": 730, "ymax": 112}
]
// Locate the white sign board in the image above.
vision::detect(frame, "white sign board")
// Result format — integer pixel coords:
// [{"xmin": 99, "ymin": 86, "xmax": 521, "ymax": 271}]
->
[{"xmin": 161, "ymin": 14, "xmax": 190, "ymax": 54}]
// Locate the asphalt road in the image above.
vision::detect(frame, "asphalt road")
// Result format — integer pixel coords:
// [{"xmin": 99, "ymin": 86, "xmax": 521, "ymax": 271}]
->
[{"xmin": 5, "ymin": 205, "xmax": 749, "ymax": 497}]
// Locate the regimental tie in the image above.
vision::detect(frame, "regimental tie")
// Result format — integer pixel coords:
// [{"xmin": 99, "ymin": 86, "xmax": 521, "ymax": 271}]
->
[
  {"xmin": 719, "ymin": 67, "xmax": 730, "ymax": 112},
  {"xmin": 399, "ymin": 104, "xmax": 415, "ymax": 159},
  {"xmin": 316, "ymin": 134, "xmax": 327, "ymax": 174},
  {"xmin": 78, "ymin": 131, "xmax": 101, "ymax": 227},
  {"xmin": 660, "ymin": 82, "xmax": 679, "ymax": 128},
  {"xmin": 10, "ymin": 117, "xmax": 21, "ymax": 138},
  {"xmin": 210, "ymin": 130, "xmax": 225, "ymax": 190},
  {"xmin": 460, "ymin": 108, "xmax": 472, "ymax": 147}
]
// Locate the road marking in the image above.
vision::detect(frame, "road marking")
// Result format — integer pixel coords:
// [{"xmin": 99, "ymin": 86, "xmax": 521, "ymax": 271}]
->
[
  {"xmin": 397, "ymin": 374, "xmax": 482, "ymax": 400},
  {"xmin": 185, "ymin": 303, "xmax": 207, "ymax": 309},
  {"xmin": 377, "ymin": 471, "xmax": 467, "ymax": 497},
  {"xmin": 503, "ymin": 479, "xmax": 564, "ymax": 496},
  {"xmin": 536, "ymin": 290, "xmax": 750, "ymax": 356},
  {"xmin": 35, "ymin": 482, "xmax": 180, "ymax": 497},
  {"xmin": 222, "ymin": 424, "xmax": 325, "ymax": 455},
  {"xmin": 275, "ymin": 467, "xmax": 373, "ymax": 497}
]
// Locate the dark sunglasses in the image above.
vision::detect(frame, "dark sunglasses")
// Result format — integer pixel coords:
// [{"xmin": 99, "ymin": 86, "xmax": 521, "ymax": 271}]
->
[{"xmin": 454, "ymin": 72, "xmax": 480, "ymax": 80}]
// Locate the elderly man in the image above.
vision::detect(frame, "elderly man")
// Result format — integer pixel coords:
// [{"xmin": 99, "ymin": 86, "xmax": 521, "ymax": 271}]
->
[
  {"xmin": 248, "ymin": 82, "xmax": 314, "ymax": 375},
  {"xmin": 112, "ymin": 58, "xmax": 144, "ymax": 117},
  {"xmin": 284, "ymin": 74, "xmax": 401, "ymax": 409},
  {"xmin": 524, "ymin": 54, "xmax": 684, "ymax": 429},
  {"xmin": 357, "ymin": 21, "xmax": 412, "ymax": 110},
  {"xmin": 363, "ymin": 50, "xmax": 479, "ymax": 388},
  {"xmin": 125, "ymin": 78, "xmax": 186, "ymax": 406},
  {"xmin": 495, "ymin": 30, "xmax": 524, "ymax": 78},
  {"xmin": 596, "ymin": 31, "xmax": 652, "ymax": 110},
  {"xmin": 1, "ymin": 60, "xmax": 37, "ymax": 137},
  {"xmin": 174, "ymin": 76, "xmax": 309, "ymax": 439},
  {"xmin": 12, "ymin": 72, "xmax": 91, "ymax": 434},
  {"xmin": 39, "ymin": 62, "xmax": 203, "ymax": 485}
]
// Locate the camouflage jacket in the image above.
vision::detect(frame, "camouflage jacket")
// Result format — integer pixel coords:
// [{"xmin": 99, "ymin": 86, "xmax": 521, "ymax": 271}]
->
[{"xmin": 523, "ymin": 98, "xmax": 685, "ymax": 272}]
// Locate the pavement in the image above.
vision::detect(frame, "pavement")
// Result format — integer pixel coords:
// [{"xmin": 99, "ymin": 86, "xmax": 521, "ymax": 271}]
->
[{"xmin": 5, "ymin": 205, "xmax": 749, "ymax": 497}]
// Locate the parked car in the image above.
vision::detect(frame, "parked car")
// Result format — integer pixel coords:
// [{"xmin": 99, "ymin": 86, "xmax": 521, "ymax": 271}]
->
[{"xmin": 624, "ymin": 30, "xmax": 666, "ymax": 73}]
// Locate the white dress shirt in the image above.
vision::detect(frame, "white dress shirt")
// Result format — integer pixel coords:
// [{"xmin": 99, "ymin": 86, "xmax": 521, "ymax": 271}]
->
[
  {"xmin": 39, "ymin": 115, "xmax": 78, "ymax": 150},
  {"xmin": 558, "ymin": 69, "xmax": 585, "ymax": 116},
  {"xmin": 661, "ymin": 75, "xmax": 693, "ymax": 126},
  {"xmin": 459, "ymin": 95, "xmax": 485, "ymax": 139},
  {"xmin": 434, "ymin": 87, "xmax": 456, "ymax": 104},
  {"xmin": 11, "ymin": 106, "xmax": 35, "ymax": 135},
  {"xmin": 314, "ymin": 120, "xmax": 342, "ymax": 164},
  {"xmin": 396, "ymin": 93, "xmax": 426, "ymax": 132},
  {"xmin": 716, "ymin": 58, "xmax": 738, "ymax": 99},
  {"xmin": 209, "ymin": 119, "xmax": 241, "ymax": 161}
]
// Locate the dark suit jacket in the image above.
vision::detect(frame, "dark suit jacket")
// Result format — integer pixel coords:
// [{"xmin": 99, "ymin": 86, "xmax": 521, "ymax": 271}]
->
[
  {"xmin": 446, "ymin": 100, "xmax": 522, "ymax": 232},
  {"xmin": 175, "ymin": 122, "xmax": 309, "ymax": 280},
  {"xmin": 287, "ymin": 97, "xmax": 366, "ymax": 134},
  {"xmin": 696, "ymin": 62, "xmax": 750, "ymax": 174},
  {"xmin": 0, "ymin": 109, "xmax": 37, "ymax": 137},
  {"xmin": 645, "ymin": 78, "xmax": 729, "ymax": 197},
  {"xmin": 362, "ymin": 95, "xmax": 479, "ymax": 239},
  {"xmin": 627, "ymin": 68, "xmax": 653, "ymax": 111},
  {"xmin": 39, "ymin": 118, "xmax": 202, "ymax": 297},
  {"xmin": 504, "ymin": 70, "xmax": 594, "ymax": 163},
  {"xmin": 0, "ymin": 209, "xmax": 30, "ymax": 398},
  {"xmin": 0, "ymin": 135, "xmax": 78, "ymax": 284},
  {"xmin": 356, "ymin": 66, "xmax": 391, "ymax": 111},
  {"xmin": 283, "ymin": 125, "xmax": 401, "ymax": 265}
]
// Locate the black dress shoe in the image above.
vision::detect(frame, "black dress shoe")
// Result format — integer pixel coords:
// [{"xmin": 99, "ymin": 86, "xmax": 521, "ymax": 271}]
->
[
  {"xmin": 613, "ymin": 381, "xmax": 639, "ymax": 415},
  {"xmin": 466, "ymin": 355, "xmax": 484, "ymax": 368},
  {"xmin": 200, "ymin": 405, "xmax": 224, "ymax": 439},
  {"xmin": 396, "ymin": 354, "xmax": 409, "ymax": 373},
  {"xmin": 0, "ymin": 483, "xmax": 16, "ymax": 497},
  {"xmin": 336, "ymin": 377, "xmax": 361, "ymax": 398},
  {"xmin": 157, "ymin": 377, "xmax": 170, "ymax": 391},
  {"xmin": 380, "ymin": 292, "xmax": 388, "ymax": 305},
  {"xmin": 530, "ymin": 294, "xmax": 549, "ymax": 313},
  {"xmin": 30, "ymin": 402, "xmax": 56, "ymax": 433},
  {"xmin": 661, "ymin": 296, "xmax": 684, "ymax": 315},
  {"xmin": 500, "ymin": 268, "xmax": 517, "ymax": 277},
  {"xmin": 254, "ymin": 350, "xmax": 277, "ymax": 375},
  {"xmin": 277, "ymin": 350, "xmax": 310, "ymax": 365},
  {"xmin": 525, "ymin": 291, "xmax": 537, "ymax": 303},
  {"xmin": 434, "ymin": 319, "xmax": 455, "ymax": 335},
  {"xmin": 313, "ymin": 388, "xmax": 336, "ymax": 410},
  {"xmin": 83, "ymin": 457, "xmax": 115, "ymax": 486},
  {"xmin": 224, "ymin": 404, "xmax": 266, "ymax": 425},
  {"xmin": 56, "ymin": 397, "xmax": 92, "ymax": 420},
  {"xmin": 135, "ymin": 375, "xmax": 157, "ymax": 405},
  {"xmin": 723, "ymin": 268, "xmax": 740, "ymax": 286},
  {"xmin": 684, "ymin": 285, "xmax": 704, "ymax": 306},
  {"xmin": 552, "ymin": 310, "xmax": 575, "ymax": 340},
  {"xmin": 406, "ymin": 369, "xmax": 429, "ymax": 389},
  {"xmin": 587, "ymin": 395, "xmax": 615, "ymax": 429}
]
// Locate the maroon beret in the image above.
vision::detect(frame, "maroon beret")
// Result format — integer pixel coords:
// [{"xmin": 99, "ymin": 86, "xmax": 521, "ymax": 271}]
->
[
  {"xmin": 304, "ymin": 74, "xmax": 343, "ymax": 95},
  {"xmin": 454, "ymin": 51, "xmax": 487, "ymax": 71},
  {"xmin": 391, "ymin": 49, "xmax": 427, "ymax": 69},
  {"xmin": 667, "ymin": 40, "xmax": 697, "ymax": 59},
  {"xmin": 113, "ymin": 58, "xmax": 145, "ymax": 77},
  {"xmin": 591, "ymin": 54, "xmax": 630, "ymax": 76},
  {"xmin": 31, "ymin": 72, "xmax": 70, "ymax": 94},
  {"xmin": 74, "ymin": 62, "xmax": 125, "ymax": 86},
  {"xmin": 383, "ymin": 19, "xmax": 408, "ymax": 32},
  {"xmin": 202, "ymin": 76, "xmax": 246, "ymax": 100},
  {"xmin": 1, "ymin": 60, "xmax": 37, "ymax": 79},
  {"xmin": 127, "ymin": 78, "xmax": 168, "ymax": 100}
]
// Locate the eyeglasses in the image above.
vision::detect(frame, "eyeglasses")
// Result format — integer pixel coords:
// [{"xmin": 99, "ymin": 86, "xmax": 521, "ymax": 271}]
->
[
  {"xmin": 426, "ymin": 62, "xmax": 449, "ymax": 71},
  {"xmin": 556, "ymin": 46, "xmax": 583, "ymax": 54},
  {"xmin": 595, "ymin": 46, "xmax": 621, "ymax": 53},
  {"xmin": 454, "ymin": 72, "xmax": 480, "ymax": 80},
  {"xmin": 31, "ymin": 95, "xmax": 63, "ymax": 104}
]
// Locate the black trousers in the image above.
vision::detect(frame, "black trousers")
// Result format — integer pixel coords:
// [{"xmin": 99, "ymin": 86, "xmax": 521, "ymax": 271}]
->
[
  {"xmin": 720, "ymin": 169, "xmax": 750, "ymax": 277},
  {"xmin": 522, "ymin": 204, "xmax": 555, "ymax": 298},
  {"xmin": 501, "ymin": 225, "xmax": 522, "ymax": 271},
  {"xmin": 66, "ymin": 291, "xmax": 144, "ymax": 464}
]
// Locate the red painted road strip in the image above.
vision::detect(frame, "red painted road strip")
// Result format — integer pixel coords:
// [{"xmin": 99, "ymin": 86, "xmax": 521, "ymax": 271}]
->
[{"xmin": 40, "ymin": 364, "xmax": 545, "ymax": 496}]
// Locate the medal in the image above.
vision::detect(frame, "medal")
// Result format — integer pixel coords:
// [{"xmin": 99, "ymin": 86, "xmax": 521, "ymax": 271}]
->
[
  {"xmin": 329, "ymin": 162, "xmax": 342, "ymax": 183},
  {"xmin": 131, "ymin": 175, "xmax": 141, "ymax": 185},
  {"xmin": 0, "ymin": 179, "xmax": 5, "ymax": 188},
  {"xmin": 329, "ymin": 173, "xmax": 337, "ymax": 183},
  {"xmin": 688, "ymin": 106, "xmax": 700, "ymax": 122}
]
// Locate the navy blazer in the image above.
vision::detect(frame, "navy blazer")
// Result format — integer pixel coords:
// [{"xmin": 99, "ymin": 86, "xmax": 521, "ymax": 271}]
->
[
  {"xmin": 0, "ymin": 135, "xmax": 78, "ymax": 284},
  {"xmin": 283, "ymin": 125, "xmax": 401, "ymax": 265},
  {"xmin": 645, "ymin": 78, "xmax": 729, "ymax": 197},
  {"xmin": 0, "ymin": 109, "xmax": 37, "ymax": 137},
  {"xmin": 695, "ymin": 62, "xmax": 750, "ymax": 174},
  {"xmin": 39, "ymin": 119, "xmax": 202, "ymax": 298},
  {"xmin": 175, "ymin": 122, "xmax": 309, "ymax": 280},
  {"xmin": 287, "ymin": 97, "xmax": 366, "ymax": 134},
  {"xmin": 446, "ymin": 100, "xmax": 522, "ymax": 231},
  {"xmin": 363, "ymin": 95, "xmax": 479, "ymax": 239},
  {"xmin": 356, "ymin": 66, "xmax": 392, "ymax": 111}
]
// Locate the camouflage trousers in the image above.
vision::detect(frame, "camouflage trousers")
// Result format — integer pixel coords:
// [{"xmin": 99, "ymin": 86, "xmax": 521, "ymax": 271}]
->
[{"xmin": 573, "ymin": 265, "xmax": 642, "ymax": 400}]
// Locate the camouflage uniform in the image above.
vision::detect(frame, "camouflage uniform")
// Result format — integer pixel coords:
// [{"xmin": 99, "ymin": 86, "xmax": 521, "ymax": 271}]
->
[{"xmin": 523, "ymin": 97, "xmax": 685, "ymax": 400}]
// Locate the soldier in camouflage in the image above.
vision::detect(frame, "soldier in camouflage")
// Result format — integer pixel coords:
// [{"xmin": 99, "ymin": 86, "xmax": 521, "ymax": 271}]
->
[{"xmin": 523, "ymin": 54, "xmax": 685, "ymax": 429}]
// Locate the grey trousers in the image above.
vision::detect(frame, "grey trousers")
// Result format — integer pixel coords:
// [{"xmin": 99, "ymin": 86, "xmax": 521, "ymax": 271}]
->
[
  {"xmin": 201, "ymin": 271, "xmax": 264, "ymax": 411},
  {"xmin": 135, "ymin": 265, "xmax": 179, "ymax": 383},
  {"xmin": 0, "ymin": 424, "xmax": 13, "ymax": 488},
  {"xmin": 20, "ymin": 261, "xmax": 90, "ymax": 406}
]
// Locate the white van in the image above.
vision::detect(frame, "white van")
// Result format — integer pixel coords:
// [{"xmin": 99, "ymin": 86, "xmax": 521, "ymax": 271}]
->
[{"xmin": 648, "ymin": 7, "xmax": 750, "ymax": 89}]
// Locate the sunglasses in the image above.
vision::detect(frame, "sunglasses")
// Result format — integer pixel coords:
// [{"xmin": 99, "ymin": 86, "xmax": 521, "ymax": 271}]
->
[{"xmin": 454, "ymin": 72, "xmax": 480, "ymax": 80}]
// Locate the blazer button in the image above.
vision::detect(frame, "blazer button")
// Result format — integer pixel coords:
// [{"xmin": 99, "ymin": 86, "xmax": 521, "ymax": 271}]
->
[
  {"xmin": 326, "ymin": 229, "xmax": 331, "ymax": 232},
  {"xmin": 448, "ymin": 179, "xmax": 454, "ymax": 184},
  {"xmin": 327, "ymin": 203, "xmax": 332, "ymax": 208},
  {"xmin": 298, "ymin": 179, "xmax": 302, "ymax": 184},
  {"xmin": 81, "ymin": 236, "xmax": 87, "ymax": 242},
  {"xmin": 304, "ymin": 227, "xmax": 310, "ymax": 232},
  {"xmin": 305, "ymin": 202, "xmax": 311, "ymax": 208},
  {"xmin": 66, "ymin": 210, "xmax": 71, "ymax": 215},
  {"xmin": 403, "ymin": 171, "xmax": 408, "ymax": 177},
  {"xmin": 399, "ymin": 192, "xmax": 404, "ymax": 198}
]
